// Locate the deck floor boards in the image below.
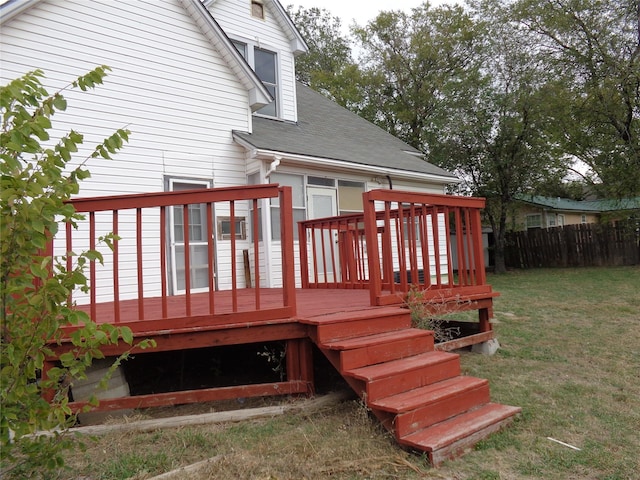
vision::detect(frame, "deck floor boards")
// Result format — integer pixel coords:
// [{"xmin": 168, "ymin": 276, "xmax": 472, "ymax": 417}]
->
[{"xmin": 75, "ymin": 288, "xmax": 376, "ymax": 331}]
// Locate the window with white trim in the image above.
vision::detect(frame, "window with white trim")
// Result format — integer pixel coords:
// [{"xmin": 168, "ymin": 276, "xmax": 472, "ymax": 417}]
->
[
  {"xmin": 232, "ymin": 40, "xmax": 278, "ymax": 117},
  {"xmin": 270, "ymin": 173, "xmax": 305, "ymax": 241},
  {"xmin": 526, "ymin": 214, "xmax": 542, "ymax": 229},
  {"xmin": 338, "ymin": 180, "xmax": 365, "ymax": 214}
]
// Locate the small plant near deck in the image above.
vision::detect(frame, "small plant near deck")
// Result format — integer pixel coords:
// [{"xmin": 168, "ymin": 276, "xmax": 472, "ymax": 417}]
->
[
  {"xmin": 405, "ymin": 285, "xmax": 469, "ymax": 343},
  {"xmin": 0, "ymin": 68, "xmax": 154, "ymax": 478},
  {"xmin": 257, "ymin": 343, "xmax": 287, "ymax": 381}
]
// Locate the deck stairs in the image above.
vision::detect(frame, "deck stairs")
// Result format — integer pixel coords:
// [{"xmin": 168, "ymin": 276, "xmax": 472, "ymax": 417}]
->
[{"xmin": 300, "ymin": 306, "xmax": 521, "ymax": 466}]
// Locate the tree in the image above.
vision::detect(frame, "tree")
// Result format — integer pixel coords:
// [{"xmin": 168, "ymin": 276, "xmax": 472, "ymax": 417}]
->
[
  {"xmin": 513, "ymin": 0, "xmax": 640, "ymax": 197},
  {"xmin": 349, "ymin": 2, "xmax": 568, "ymax": 272},
  {"xmin": 429, "ymin": 1, "xmax": 570, "ymax": 272},
  {"xmin": 352, "ymin": 3, "xmax": 483, "ymax": 150},
  {"xmin": 0, "ymin": 68, "xmax": 153, "ymax": 477},
  {"xmin": 287, "ymin": 5, "xmax": 364, "ymax": 110}
]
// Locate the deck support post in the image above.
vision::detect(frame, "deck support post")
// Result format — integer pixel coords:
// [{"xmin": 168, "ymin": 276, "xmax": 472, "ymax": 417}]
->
[
  {"xmin": 286, "ymin": 338, "xmax": 314, "ymax": 396},
  {"xmin": 478, "ymin": 306, "xmax": 492, "ymax": 333}
]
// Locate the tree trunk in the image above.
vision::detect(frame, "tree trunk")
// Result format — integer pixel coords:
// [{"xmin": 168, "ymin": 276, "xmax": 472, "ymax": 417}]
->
[
  {"xmin": 489, "ymin": 211, "xmax": 508, "ymax": 274},
  {"xmin": 493, "ymin": 231, "xmax": 507, "ymax": 274}
]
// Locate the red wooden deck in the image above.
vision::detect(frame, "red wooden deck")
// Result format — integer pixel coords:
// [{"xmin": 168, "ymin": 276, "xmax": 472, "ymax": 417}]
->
[{"xmin": 39, "ymin": 186, "xmax": 519, "ymax": 465}]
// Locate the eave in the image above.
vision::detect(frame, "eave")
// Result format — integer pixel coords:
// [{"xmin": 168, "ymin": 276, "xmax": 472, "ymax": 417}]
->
[{"xmin": 233, "ymin": 135, "xmax": 461, "ymax": 185}]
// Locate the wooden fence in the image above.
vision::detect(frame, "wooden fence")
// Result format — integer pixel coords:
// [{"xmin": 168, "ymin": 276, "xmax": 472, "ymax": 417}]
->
[{"xmin": 504, "ymin": 221, "xmax": 640, "ymax": 268}]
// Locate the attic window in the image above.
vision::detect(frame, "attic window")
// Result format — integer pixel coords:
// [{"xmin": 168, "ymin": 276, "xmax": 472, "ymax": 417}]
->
[{"xmin": 251, "ymin": 0, "xmax": 264, "ymax": 19}]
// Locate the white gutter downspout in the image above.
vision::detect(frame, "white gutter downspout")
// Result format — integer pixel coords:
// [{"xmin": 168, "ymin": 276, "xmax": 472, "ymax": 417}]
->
[{"xmin": 262, "ymin": 156, "xmax": 281, "ymax": 288}]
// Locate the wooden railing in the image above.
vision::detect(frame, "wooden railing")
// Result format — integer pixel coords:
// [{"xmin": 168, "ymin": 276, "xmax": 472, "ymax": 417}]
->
[
  {"xmin": 299, "ymin": 189, "xmax": 490, "ymax": 306},
  {"xmin": 51, "ymin": 185, "xmax": 296, "ymax": 331},
  {"xmin": 298, "ymin": 212, "xmax": 369, "ymax": 289},
  {"xmin": 363, "ymin": 190, "xmax": 489, "ymax": 306}
]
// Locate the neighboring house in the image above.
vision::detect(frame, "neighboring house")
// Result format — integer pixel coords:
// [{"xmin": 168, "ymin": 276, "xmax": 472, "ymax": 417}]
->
[
  {"xmin": 0, "ymin": 0, "xmax": 458, "ymax": 297},
  {"xmin": 512, "ymin": 195, "xmax": 640, "ymax": 231}
]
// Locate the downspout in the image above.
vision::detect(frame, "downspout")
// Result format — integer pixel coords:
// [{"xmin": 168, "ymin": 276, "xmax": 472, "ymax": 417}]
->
[
  {"xmin": 386, "ymin": 175, "xmax": 393, "ymax": 190},
  {"xmin": 263, "ymin": 156, "xmax": 281, "ymax": 288}
]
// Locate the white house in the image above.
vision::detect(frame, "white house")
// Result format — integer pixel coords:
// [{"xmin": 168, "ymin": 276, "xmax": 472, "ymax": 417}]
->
[{"xmin": 0, "ymin": 0, "xmax": 458, "ymax": 299}]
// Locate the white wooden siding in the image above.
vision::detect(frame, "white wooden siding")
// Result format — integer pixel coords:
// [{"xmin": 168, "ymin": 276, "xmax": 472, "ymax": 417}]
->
[{"xmin": 0, "ymin": 0, "xmax": 255, "ymax": 302}]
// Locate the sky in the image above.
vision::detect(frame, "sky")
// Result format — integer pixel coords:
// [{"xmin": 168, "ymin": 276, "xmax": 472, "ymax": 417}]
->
[{"xmin": 288, "ymin": 0, "xmax": 453, "ymax": 29}]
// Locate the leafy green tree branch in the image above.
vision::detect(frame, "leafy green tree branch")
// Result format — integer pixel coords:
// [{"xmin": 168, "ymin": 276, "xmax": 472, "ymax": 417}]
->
[{"xmin": 1, "ymin": 67, "xmax": 154, "ymax": 478}]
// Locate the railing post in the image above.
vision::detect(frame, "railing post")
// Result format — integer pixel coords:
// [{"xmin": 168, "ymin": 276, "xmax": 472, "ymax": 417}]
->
[
  {"xmin": 279, "ymin": 187, "xmax": 296, "ymax": 315},
  {"xmin": 363, "ymin": 192, "xmax": 382, "ymax": 306},
  {"xmin": 298, "ymin": 220, "xmax": 309, "ymax": 288},
  {"xmin": 471, "ymin": 207, "xmax": 487, "ymax": 286}
]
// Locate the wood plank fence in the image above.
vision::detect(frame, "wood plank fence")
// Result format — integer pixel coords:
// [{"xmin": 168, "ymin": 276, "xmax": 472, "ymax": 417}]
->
[{"xmin": 504, "ymin": 221, "xmax": 640, "ymax": 268}]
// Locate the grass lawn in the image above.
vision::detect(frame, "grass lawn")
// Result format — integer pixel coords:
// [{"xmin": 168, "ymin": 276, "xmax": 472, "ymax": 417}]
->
[{"xmin": 58, "ymin": 266, "xmax": 640, "ymax": 479}]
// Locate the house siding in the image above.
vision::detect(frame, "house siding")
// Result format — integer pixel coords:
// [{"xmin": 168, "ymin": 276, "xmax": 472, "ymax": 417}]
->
[
  {"xmin": 0, "ymin": 0, "xmax": 255, "ymax": 301},
  {"xmin": 514, "ymin": 206, "xmax": 598, "ymax": 230}
]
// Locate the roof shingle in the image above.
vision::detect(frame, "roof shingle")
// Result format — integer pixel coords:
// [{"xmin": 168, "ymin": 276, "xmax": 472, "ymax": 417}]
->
[{"xmin": 233, "ymin": 83, "xmax": 457, "ymax": 180}]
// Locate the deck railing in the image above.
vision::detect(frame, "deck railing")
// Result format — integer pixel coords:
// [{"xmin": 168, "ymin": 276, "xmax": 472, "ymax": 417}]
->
[
  {"xmin": 299, "ymin": 189, "xmax": 490, "ymax": 306},
  {"xmin": 298, "ymin": 212, "xmax": 369, "ymax": 289},
  {"xmin": 51, "ymin": 185, "xmax": 296, "ymax": 331}
]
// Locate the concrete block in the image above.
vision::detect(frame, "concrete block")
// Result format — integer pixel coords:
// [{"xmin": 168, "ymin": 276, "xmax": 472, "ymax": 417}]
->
[
  {"xmin": 472, "ymin": 338, "xmax": 500, "ymax": 356},
  {"xmin": 72, "ymin": 358, "xmax": 133, "ymax": 425}
]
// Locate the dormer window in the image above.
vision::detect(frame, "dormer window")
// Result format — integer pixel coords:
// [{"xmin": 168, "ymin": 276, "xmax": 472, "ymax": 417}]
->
[
  {"xmin": 251, "ymin": 0, "xmax": 264, "ymax": 19},
  {"xmin": 232, "ymin": 40, "xmax": 278, "ymax": 118}
]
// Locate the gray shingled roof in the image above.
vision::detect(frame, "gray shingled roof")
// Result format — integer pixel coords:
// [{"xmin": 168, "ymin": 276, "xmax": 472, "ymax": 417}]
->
[
  {"xmin": 518, "ymin": 195, "xmax": 640, "ymax": 212},
  {"xmin": 233, "ymin": 83, "xmax": 457, "ymax": 180}
]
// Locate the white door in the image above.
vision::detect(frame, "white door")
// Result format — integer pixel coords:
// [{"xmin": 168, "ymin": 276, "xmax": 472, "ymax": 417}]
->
[
  {"xmin": 168, "ymin": 180, "xmax": 213, "ymax": 294},
  {"xmin": 307, "ymin": 187, "xmax": 338, "ymax": 282}
]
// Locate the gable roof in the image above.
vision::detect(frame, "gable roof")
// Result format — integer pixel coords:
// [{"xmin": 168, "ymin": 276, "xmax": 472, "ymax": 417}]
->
[
  {"xmin": 233, "ymin": 83, "xmax": 459, "ymax": 183},
  {"xmin": 517, "ymin": 195, "xmax": 640, "ymax": 213},
  {"xmin": 204, "ymin": 0, "xmax": 308, "ymax": 56},
  {"xmin": 0, "ymin": 0, "xmax": 272, "ymax": 111}
]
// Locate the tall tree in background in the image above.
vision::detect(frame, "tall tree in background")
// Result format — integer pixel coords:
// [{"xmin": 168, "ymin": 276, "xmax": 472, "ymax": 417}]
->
[
  {"xmin": 430, "ymin": 2, "xmax": 567, "ymax": 272},
  {"xmin": 352, "ymin": 4, "xmax": 481, "ymax": 150},
  {"xmin": 352, "ymin": 2, "xmax": 568, "ymax": 272},
  {"xmin": 287, "ymin": 5, "xmax": 364, "ymax": 110},
  {"xmin": 513, "ymin": 0, "xmax": 640, "ymax": 197}
]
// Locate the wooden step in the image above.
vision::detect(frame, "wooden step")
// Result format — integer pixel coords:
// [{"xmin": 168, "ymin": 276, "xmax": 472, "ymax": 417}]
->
[
  {"xmin": 371, "ymin": 376, "xmax": 490, "ymax": 436},
  {"xmin": 307, "ymin": 307, "xmax": 412, "ymax": 344},
  {"xmin": 400, "ymin": 403, "xmax": 522, "ymax": 467},
  {"xmin": 323, "ymin": 329, "xmax": 435, "ymax": 370},
  {"xmin": 345, "ymin": 351, "xmax": 460, "ymax": 401}
]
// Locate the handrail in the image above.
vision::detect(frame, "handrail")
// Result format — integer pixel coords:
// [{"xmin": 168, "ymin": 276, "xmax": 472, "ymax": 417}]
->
[
  {"xmin": 364, "ymin": 189, "xmax": 488, "ymax": 306},
  {"xmin": 51, "ymin": 184, "xmax": 296, "ymax": 328},
  {"xmin": 299, "ymin": 189, "xmax": 490, "ymax": 306}
]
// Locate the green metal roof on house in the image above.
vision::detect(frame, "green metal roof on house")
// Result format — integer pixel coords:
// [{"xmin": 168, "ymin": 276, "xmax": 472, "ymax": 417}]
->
[
  {"xmin": 517, "ymin": 195, "xmax": 640, "ymax": 212},
  {"xmin": 233, "ymin": 83, "xmax": 458, "ymax": 182}
]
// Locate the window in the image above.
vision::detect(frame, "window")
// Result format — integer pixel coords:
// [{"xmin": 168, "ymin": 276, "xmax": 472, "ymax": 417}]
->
[
  {"xmin": 251, "ymin": 0, "xmax": 264, "ymax": 19},
  {"xmin": 308, "ymin": 176, "xmax": 335, "ymax": 187},
  {"xmin": 547, "ymin": 216, "xmax": 556, "ymax": 227},
  {"xmin": 526, "ymin": 214, "xmax": 542, "ymax": 230},
  {"xmin": 232, "ymin": 40, "xmax": 247, "ymax": 59},
  {"xmin": 581, "ymin": 214, "xmax": 587, "ymax": 224},
  {"xmin": 338, "ymin": 180, "xmax": 365, "ymax": 215},
  {"xmin": 217, "ymin": 217, "xmax": 246, "ymax": 240},
  {"xmin": 270, "ymin": 173, "xmax": 305, "ymax": 241},
  {"xmin": 232, "ymin": 40, "xmax": 278, "ymax": 117},
  {"xmin": 254, "ymin": 48, "xmax": 277, "ymax": 116}
]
